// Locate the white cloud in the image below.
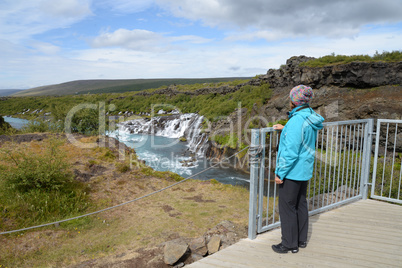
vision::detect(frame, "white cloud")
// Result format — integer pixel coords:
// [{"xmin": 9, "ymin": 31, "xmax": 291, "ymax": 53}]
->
[
  {"xmin": 28, "ymin": 41, "xmax": 61, "ymax": 55},
  {"xmin": 96, "ymin": 0, "xmax": 154, "ymax": 14},
  {"xmin": 156, "ymin": 0, "xmax": 402, "ymax": 38},
  {"xmin": 2, "ymin": 27, "xmax": 399, "ymax": 89},
  {"xmin": 170, "ymin": 35, "xmax": 212, "ymax": 44},
  {"xmin": 91, "ymin": 29, "xmax": 164, "ymax": 51},
  {"xmin": 224, "ymin": 30, "xmax": 288, "ymax": 42},
  {"xmin": 0, "ymin": 0, "xmax": 92, "ymax": 42},
  {"xmin": 90, "ymin": 28, "xmax": 212, "ymax": 51},
  {"xmin": 1, "ymin": 0, "xmax": 401, "ymax": 89},
  {"xmin": 39, "ymin": 0, "xmax": 92, "ymax": 19}
]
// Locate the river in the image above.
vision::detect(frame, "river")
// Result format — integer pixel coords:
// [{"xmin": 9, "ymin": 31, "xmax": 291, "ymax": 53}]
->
[
  {"xmin": 3, "ymin": 116, "xmax": 30, "ymax": 129},
  {"xmin": 4, "ymin": 116, "xmax": 251, "ymax": 188}
]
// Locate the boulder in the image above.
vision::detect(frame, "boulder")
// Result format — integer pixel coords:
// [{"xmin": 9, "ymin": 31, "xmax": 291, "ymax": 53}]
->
[
  {"xmin": 189, "ymin": 237, "xmax": 208, "ymax": 256},
  {"xmin": 207, "ymin": 236, "xmax": 221, "ymax": 254},
  {"xmin": 163, "ymin": 240, "xmax": 189, "ymax": 265},
  {"xmin": 190, "ymin": 253, "xmax": 204, "ymax": 262}
]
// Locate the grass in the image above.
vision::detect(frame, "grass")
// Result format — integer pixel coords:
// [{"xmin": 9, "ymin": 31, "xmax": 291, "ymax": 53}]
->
[
  {"xmin": 300, "ymin": 50, "xmax": 402, "ymax": 67},
  {"xmin": 13, "ymin": 78, "xmax": 252, "ymax": 97},
  {"xmin": 0, "ymin": 80, "xmax": 271, "ymax": 124},
  {"xmin": 0, "ymin": 135, "xmax": 250, "ymax": 267},
  {"xmin": 0, "ymin": 138, "xmax": 92, "ymax": 231},
  {"xmin": 372, "ymin": 155, "xmax": 402, "ymax": 199}
]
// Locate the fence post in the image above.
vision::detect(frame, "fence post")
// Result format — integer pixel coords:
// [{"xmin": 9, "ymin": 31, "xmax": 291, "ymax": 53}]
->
[
  {"xmin": 248, "ymin": 129, "xmax": 260, "ymax": 240},
  {"xmin": 360, "ymin": 119, "xmax": 374, "ymax": 199}
]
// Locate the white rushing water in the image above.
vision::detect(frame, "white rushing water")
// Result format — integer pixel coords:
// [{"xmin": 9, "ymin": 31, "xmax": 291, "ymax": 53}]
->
[
  {"xmin": 118, "ymin": 113, "xmax": 209, "ymax": 157},
  {"xmin": 6, "ymin": 115, "xmax": 251, "ymax": 187},
  {"xmin": 109, "ymin": 113, "xmax": 250, "ymax": 187}
]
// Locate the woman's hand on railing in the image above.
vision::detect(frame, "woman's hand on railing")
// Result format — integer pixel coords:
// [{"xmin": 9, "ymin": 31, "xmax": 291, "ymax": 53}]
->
[{"xmin": 273, "ymin": 124, "xmax": 284, "ymax": 131}]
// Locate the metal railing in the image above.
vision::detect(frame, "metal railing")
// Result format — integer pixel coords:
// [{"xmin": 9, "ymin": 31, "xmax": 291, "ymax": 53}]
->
[
  {"xmin": 371, "ymin": 119, "xmax": 402, "ymax": 204},
  {"xmin": 248, "ymin": 119, "xmax": 375, "ymax": 239}
]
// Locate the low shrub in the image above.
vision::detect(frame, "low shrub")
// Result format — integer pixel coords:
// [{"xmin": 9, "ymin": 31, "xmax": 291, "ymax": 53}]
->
[
  {"xmin": 116, "ymin": 162, "xmax": 130, "ymax": 173},
  {"xmin": 0, "ymin": 138, "xmax": 90, "ymax": 229},
  {"xmin": 300, "ymin": 50, "xmax": 402, "ymax": 67}
]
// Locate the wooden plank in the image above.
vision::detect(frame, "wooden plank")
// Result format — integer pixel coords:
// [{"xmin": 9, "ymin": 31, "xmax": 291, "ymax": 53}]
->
[
  {"xmin": 219, "ymin": 241, "xmax": 375, "ymax": 268},
  {"xmin": 188, "ymin": 200, "xmax": 402, "ymax": 268},
  {"xmin": 238, "ymin": 237, "xmax": 401, "ymax": 267}
]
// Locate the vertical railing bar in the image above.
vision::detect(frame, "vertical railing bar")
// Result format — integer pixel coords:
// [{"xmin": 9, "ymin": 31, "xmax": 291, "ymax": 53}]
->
[
  {"xmin": 341, "ymin": 125, "xmax": 348, "ymax": 201},
  {"xmin": 331, "ymin": 125, "xmax": 339, "ymax": 204},
  {"xmin": 272, "ymin": 184, "xmax": 277, "ymax": 224},
  {"xmin": 318, "ymin": 127, "xmax": 324, "ymax": 209},
  {"xmin": 360, "ymin": 119, "xmax": 374, "ymax": 200},
  {"xmin": 371, "ymin": 120, "xmax": 382, "ymax": 199},
  {"xmin": 357, "ymin": 123, "xmax": 365, "ymax": 195},
  {"xmin": 257, "ymin": 131, "xmax": 266, "ymax": 232},
  {"xmin": 398, "ymin": 153, "xmax": 402, "ymax": 200},
  {"xmin": 355, "ymin": 124, "xmax": 362, "ymax": 194},
  {"xmin": 272, "ymin": 132, "xmax": 279, "ymax": 224},
  {"xmin": 308, "ymin": 172, "xmax": 311, "ymax": 201},
  {"xmin": 352, "ymin": 124, "xmax": 361, "ymax": 195},
  {"xmin": 345, "ymin": 125, "xmax": 352, "ymax": 201},
  {"xmin": 381, "ymin": 123, "xmax": 390, "ymax": 197},
  {"xmin": 248, "ymin": 129, "xmax": 260, "ymax": 240},
  {"xmin": 265, "ymin": 132, "xmax": 273, "ymax": 225},
  {"xmin": 349, "ymin": 124, "xmax": 356, "ymax": 199},
  {"xmin": 335, "ymin": 125, "xmax": 344, "ymax": 203},
  {"xmin": 312, "ymin": 129, "xmax": 320, "ymax": 210},
  {"xmin": 322, "ymin": 127, "xmax": 329, "ymax": 208},
  {"xmin": 389, "ymin": 123, "xmax": 398, "ymax": 198},
  {"xmin": 326, "ymin": 126, "xmax": 334, "ymax": 207}
]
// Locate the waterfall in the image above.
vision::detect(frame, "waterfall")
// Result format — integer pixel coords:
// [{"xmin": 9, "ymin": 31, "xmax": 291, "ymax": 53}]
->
[
  {"xmin": 185, "ymin": 115, "xmax": 209, "ymax": 156},
  {"xmin": 118, "ymin": 113, "xmax": 209, "ymax": 157}
]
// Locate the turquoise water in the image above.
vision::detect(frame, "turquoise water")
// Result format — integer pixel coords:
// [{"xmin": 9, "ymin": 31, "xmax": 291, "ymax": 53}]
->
[
  {"xmin": 5, "ymin": 117, "xmax": 251, "ymax": 187},
  {"xmin": 114, "ymin": 132, "xmax": 250, "ymax": 187},
  {"xmin": 3, "ymin": 116, "xmax": 29, "ymax": 129}
]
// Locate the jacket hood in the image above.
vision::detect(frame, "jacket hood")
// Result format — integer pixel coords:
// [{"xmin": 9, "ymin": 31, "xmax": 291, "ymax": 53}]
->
[{"xmin": 288, "ymin": 105, "xmax": 325, "ymax": 130}]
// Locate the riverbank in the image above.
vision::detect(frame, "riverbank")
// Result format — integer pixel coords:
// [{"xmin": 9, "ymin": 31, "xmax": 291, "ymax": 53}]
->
[{"xmin": 0, "ymin": 133, "xmax": 249, "ymax": 267}]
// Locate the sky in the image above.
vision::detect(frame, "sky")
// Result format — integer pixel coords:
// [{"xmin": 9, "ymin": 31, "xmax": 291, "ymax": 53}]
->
[{"xmin": 1, "ymin": 0, "xmax": 402, "ymax": 89}]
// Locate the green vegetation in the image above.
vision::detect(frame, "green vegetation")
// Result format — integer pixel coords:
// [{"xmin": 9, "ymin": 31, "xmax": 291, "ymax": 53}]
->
[
  {"xmin": 372, "ymin": 155, "xmax": 402, "ymax": 199},
  {"xmin": 211, "ymin": 133, "xmax": 247, "ymax": 150},
  {"xmin": 13, "ymin": 77, "xmax": 251, "ymax": 97},
  {"xmin": 0, "ymin": 81, "xmax": 272, "ymax": 123},
  {"xmin": 0, "ymin": 115, "xmax": 12, "ymax": 134},
  {"xmin": 0, "ymin": 136, "xmax": 250, "ymax": 268},
  {"xmin": 174, "ymin": 79, "xmax": 249, "ymax": 92},
  {"xmin": 0, "ymin": 138, "xmax": 90, "ymax": 229},
  {"xmin": 267, "ymin": 119, "xmax": 288, "ymax": 128},
  {"xmin": 300, "ymin": 50, "xmax": 402, "ymax": 67}
]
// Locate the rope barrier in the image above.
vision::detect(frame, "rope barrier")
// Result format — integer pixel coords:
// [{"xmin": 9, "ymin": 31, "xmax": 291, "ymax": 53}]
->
[
  {"xmin": 0, "ymin": 146, "xmax": 250, "ymax": 235},
  {"xmin": 248, "ymin": 145, "xmax": 263, "ymax": 164}
]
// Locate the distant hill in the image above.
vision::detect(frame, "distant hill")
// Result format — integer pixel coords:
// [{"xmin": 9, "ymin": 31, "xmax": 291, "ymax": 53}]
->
[
  {"xmin": 0, "ymin": 89, "xmax": 24, "ymax": 96},
  {"xmin": 12, "ymin": 78, "xmax": 251, "ymax": 97}
]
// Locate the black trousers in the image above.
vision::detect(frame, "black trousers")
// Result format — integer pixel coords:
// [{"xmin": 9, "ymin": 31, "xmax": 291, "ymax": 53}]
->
[{"xmin": 278, "ymin": 179, "xmax": 309, "ymax": 248}]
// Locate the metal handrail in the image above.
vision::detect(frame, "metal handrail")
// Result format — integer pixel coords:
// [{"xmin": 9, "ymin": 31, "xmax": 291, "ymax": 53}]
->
[{"xmin": 248, "ymin": 119, "xmax": 377, "ymax": 239}]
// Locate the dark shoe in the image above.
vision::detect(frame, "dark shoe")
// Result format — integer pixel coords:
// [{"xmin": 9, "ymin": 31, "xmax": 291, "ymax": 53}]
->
[
  {"xmin": 298, "ymin": 241, "xmax": 307, "ymax": 248},
  {"xmin": 272, "ymin": 243, "xmax": 298, "ymax": 254}
]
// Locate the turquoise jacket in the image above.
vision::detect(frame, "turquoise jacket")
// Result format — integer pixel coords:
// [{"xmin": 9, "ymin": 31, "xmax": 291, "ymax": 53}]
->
[{"xmin": 275, "ymin": 105, "xmax": 325, "ymax": 181}]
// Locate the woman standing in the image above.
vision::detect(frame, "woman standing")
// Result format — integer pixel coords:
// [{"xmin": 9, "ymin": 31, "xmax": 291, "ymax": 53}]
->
[{"xmin": 272, "ymin": 85, "xmax": 324, "ymax": 254}]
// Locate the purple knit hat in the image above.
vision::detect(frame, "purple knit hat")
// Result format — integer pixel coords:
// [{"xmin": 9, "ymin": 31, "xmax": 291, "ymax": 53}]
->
[{"xmin": 289, "ymin": 85, "xmax": 313, "ymax": 106}]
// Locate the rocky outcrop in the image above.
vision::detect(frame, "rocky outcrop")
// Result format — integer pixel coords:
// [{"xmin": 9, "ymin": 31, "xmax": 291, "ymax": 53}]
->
[{"xmin": 264, "ymin": 56, "xmax": 402, "ymax": 89}]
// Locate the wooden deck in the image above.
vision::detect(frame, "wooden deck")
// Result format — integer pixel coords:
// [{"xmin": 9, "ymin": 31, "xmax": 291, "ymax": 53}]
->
[{"xmin": 189, "ymin": 199, "xmax": 402, "ymax": 268}]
